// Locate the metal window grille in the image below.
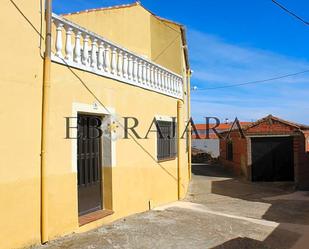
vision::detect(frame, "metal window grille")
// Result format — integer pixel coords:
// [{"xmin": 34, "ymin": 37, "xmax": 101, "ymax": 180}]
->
[{"xmin": 157, "ymin": 121, "xmax": 177, "ymax": 160}]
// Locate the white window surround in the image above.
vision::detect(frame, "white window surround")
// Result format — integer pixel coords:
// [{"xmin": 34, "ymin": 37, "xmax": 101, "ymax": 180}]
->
[
  {"xmin": 71, "ymin": 102, "xmax": 116, "ymax": 173},
  {"xmin": 155, "ymin": 115, "xmax": 176, "ymax": 122}
]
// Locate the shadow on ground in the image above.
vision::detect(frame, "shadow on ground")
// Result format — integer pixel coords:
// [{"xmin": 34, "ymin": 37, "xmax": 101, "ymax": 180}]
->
[{"xmin": 192, "ymin": 163, "xmax": 309, "ymax": 249}]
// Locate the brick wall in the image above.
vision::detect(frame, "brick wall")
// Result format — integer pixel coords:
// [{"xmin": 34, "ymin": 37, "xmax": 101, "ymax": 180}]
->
[
  {"xmin": 294, "ymin": 133, "xmax": 309, "ymax": 189},
  {"xmin": 219, "ymin": 131, "xmax": 248, "ymax": 176}
]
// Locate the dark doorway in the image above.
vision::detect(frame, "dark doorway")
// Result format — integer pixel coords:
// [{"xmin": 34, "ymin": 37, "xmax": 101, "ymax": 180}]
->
[
  {"xmin": 251, "ymin": 137, "xmax": 294, "ymax": 182},
  {"xmin": 77, "ymin": 114, "xmax": 103, "ymax": 216}
]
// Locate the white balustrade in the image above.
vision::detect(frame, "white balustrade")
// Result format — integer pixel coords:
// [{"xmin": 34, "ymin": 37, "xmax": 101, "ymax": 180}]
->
[{"xmin": 51, "ymin": 13, "xmax": 183, "ymax": 99}]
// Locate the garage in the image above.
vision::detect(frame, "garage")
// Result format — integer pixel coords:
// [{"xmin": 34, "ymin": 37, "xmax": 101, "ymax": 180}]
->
[
  {"xmin": 251, "ymin": 136, "xmax": 294, "ymax": 182},
  {"xmin": 219, "ymin": 115, "xmax": 309, "ymax": 189}
]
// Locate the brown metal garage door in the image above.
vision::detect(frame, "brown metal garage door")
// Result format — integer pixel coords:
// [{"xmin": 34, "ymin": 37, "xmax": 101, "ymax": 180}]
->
[{"xmin": 251, "ymin": 137, "xmax": 294, "ymax": 182}]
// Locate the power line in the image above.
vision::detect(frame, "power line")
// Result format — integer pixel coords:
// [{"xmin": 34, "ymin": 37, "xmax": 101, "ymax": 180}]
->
[
  {"xmin": 156, "ymin": 16, "xmax": 182, "ymax": 35},
  {"xmin": 272, "ymin": 0, "xmax": 309, "ymax": 26},
  {"xmin": 152, "ymin": 17, "xmax": 182, "ymax": 62},
  {"xmin": 194, "ymin": 69, "xmax": 309, "ymax": 91},
  {"xmin": 153, "ymin": 34, "xmax": 180, "ymax": 62},
  {"xmin": 10, "ymin": 0, "xmax": 44, "ymax": 39}
]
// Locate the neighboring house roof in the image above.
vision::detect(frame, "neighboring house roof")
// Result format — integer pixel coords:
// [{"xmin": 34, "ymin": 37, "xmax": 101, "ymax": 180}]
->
[
  {"xmin": 62, "ymin": 2, "xmax": 190, "ymax": 71},
  {"xmin": 244, "ymin": 115, "xmax": 309, "ymax": 131},
  {"xmin": 218, "ymin": 115, "xmax": 309, "ymax": 139},
  {"xmin": 195, "ymin": 122, "xmax": 252, "ymax": 131},
  {"xmin": 192, "ymin": 122, "xmax": 252, "ymax": 139}
]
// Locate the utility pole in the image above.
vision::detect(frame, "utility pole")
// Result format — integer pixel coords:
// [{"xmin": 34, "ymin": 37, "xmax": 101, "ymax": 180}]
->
[{"xmin": 41, "ymin": 0, "xmax": 52, "ymax": 244}]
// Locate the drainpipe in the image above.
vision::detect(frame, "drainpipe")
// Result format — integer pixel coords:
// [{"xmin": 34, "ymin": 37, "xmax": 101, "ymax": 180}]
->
[
  {"xmin": 187, "ymin": 69, "xmax": 192, "ymax": 180},
  {"xmin": 177, "ymin": 100, "xmax": 182, "ymax": 200},
  {"xmin": 41, "ymin": 0, "xmax": 52, "ymax": 244}
]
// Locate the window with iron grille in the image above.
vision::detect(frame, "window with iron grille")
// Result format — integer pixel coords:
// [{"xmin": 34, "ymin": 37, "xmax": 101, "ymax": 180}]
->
[
  {"xmin": 226, "ymin": 141, "xmax": 233, "ymax": 161},
  {"xmin": 157, "ymin": 121, "xmax": 177, "ymax": 161}
]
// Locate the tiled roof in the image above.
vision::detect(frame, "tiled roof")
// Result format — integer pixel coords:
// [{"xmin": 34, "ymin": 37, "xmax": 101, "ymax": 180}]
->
[
  {"xmin": 245, "ymin": 115, "xmax": 309, "ymax": 131},
  {"xmin": 195, "ymin": 122, "xmax": 252, "ymax": 131}
]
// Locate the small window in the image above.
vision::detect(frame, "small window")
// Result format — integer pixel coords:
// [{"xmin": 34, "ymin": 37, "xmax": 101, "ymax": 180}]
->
[
  {"xmin": 157, "ymin": 121, "xmax": 177, "ymax": 161},
  {"xmin": 226, "ymin": 141, "xmax": 233, "ymax": 161}
]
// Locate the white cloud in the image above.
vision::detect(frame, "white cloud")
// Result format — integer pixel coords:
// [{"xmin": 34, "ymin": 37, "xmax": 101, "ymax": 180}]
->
[
  {"xmin": 188, "ymin": 30, "xmax": 309, "ymax": 124},
  {"xmin": 188, "ymin": 29, "xmax": 309, "ymax": 85}
]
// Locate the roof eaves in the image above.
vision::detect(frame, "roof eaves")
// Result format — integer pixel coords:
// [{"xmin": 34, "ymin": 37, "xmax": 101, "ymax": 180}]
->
[
  {"xmin": 245, "ymin": 115, "xmax": 309, "ymax": 131},
  {"xmin": 62, "ymin": 2, "xmax": 138, "ymax": 16}
]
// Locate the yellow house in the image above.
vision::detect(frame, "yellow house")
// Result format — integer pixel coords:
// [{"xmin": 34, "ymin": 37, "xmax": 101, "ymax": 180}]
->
[{"xmin": 0, "ymin": 1, "xmax": 191, "ymax": 248}]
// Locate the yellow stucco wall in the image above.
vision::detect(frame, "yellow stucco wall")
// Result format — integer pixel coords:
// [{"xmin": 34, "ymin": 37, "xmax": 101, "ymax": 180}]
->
[
  {"xmin": 64, "ymin": 5, "xmax": 152, "ymax": 60},
  {"xmin": 0, "ymin": 1, "xmax": 43, "ymax": 248},
  {"xmin": 150, "ymin": 16, "xmax": 183, "ymax": 75},
  {"xmin": 0, "ymin": 2, "xmax": 190, "ymax": 248}
]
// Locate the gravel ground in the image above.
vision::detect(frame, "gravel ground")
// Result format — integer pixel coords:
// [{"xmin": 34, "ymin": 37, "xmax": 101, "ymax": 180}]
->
[{"xmin": 34, "ymin": 163, "xmax": 309, "ymax": 249}]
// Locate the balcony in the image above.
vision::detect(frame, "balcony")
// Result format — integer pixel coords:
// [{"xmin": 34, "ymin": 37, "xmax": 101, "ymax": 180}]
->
[{"xmin": 51, "ymin": 13, "xmax": 184, "ymax": 99}]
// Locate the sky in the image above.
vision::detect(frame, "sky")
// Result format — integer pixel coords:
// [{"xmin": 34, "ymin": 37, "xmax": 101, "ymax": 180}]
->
[{"xmin": 54, "ymin": 0, "xmax": 309, "ymax": 124}]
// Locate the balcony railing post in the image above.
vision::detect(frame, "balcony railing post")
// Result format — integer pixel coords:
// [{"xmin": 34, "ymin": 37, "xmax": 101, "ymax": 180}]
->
[
  {"xmin": 111, "ymin": 47, "xmax": 117, "ymax": 75},
  {"xmin": 74, "ymin": 31, "xmax": 81, "ymax": 63},
  {"xmin": 104, "ymin": 44, "xmax": 111, "ymax": 73},
  {"xmin": 154, "ymin": 68, "xmax": 158, "ymax": 88},
  {"xmin": 128, "ymin": 55, "xmax": 133, "ymax": 80},
  {"xmin": 91, "ymin": 38, "xmax": 98, "ymax": 68},
  {"xmin": 98, "ymin": 41, "xmax": 104, "ymax": 70},
  {"xmin": 117, "ymin": 49, "xmax": 123, "ymax": 76},
  {"xmin": 82, "ymin": 34, "xmax": 89, "ymax": 65},
  {"xmin": 123, "ymin": 53, "xmax": 128, "ymax": 78},
  {"xmin": 142, "ymin": 61, "xmax": 146, "ymax": 85},
  {"xmin": 138, "ymin": 59, "xmax": 142, "ymax": 84},
  {"xmin": 133, "ymin": 57, "xmax": 137, "ymax": 81},
  {"xmin": 150, "ymin": 66, "xmax": 154, "ymax": 87},
  {"xmin": 55, "ymin": 22, "xmax": 64, "ymax": 58},
  {"xmin": 65, "ymin": 26, "xmax": 73, "ymax": 61},
  {"xmin": 146, "ymin": 63, "xmax": 151, "ymax": 86}
]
